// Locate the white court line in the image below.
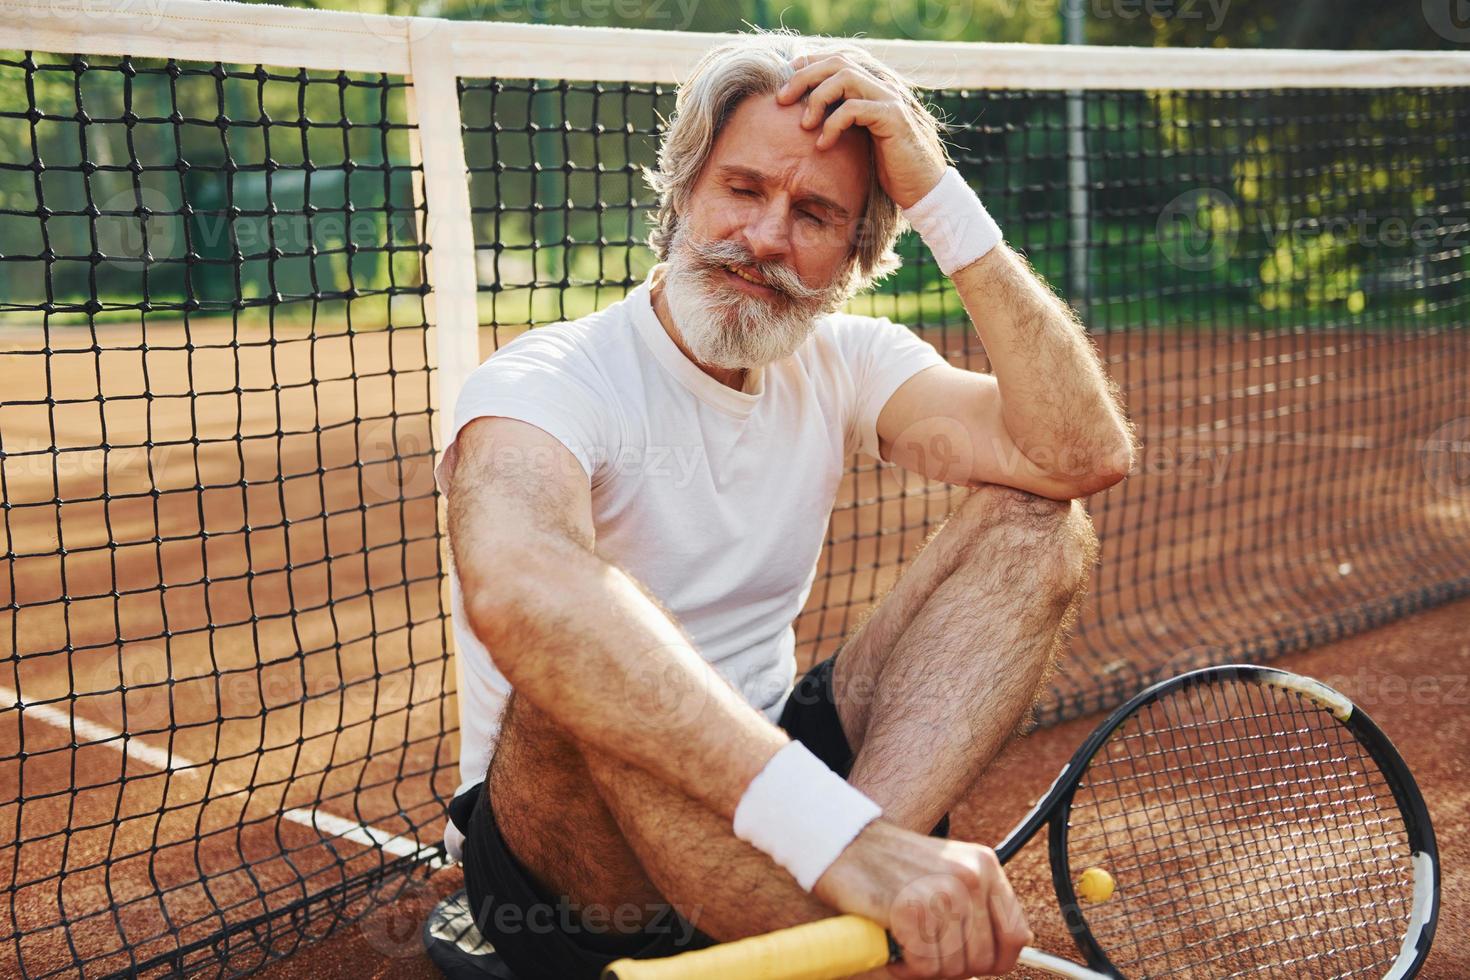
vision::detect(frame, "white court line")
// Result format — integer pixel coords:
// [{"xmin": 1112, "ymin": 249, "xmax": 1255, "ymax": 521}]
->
[
  {"xmin": 284, "ymin": 807, "xmax": 435, "ymax": 860},
  {"xmin": 1, "ymin": 684, "xmax": 444, "ymax": 867}
]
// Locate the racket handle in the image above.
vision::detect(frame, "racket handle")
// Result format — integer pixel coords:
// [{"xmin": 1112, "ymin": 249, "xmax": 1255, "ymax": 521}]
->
[
  {"xmin": 601, "ymin": 914, "xmax": 1114, "ymax": 980},
  {"xmin": 1018, "ymin": 945, "xmax": 1112, "ymax": 980},
  {"xmin": 603, "ymin": 914, "xmax": 889, "ymax": 980}
]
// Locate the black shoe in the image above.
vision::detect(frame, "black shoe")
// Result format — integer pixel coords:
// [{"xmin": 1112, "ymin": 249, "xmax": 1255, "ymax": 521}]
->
[{"xmin": 423, "ymin": 889, "xmax": 521, "ymax": 980}]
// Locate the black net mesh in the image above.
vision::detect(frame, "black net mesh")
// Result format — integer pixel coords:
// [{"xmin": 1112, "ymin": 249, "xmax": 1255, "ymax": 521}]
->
[
  {"xmin": 1, "ymin": 53, "xmax": 454, "ymax": 977},
  {"xmin": 0, "ymin": 43, "xmax": 1466, "ymax": 980},
  {"xmin": 461, "ymin": 77, "xmax": 1470, "ymax": 723},
  {"xmin": 1066, "ymin": 676, "xmax": 1418, "ymax": 977}
]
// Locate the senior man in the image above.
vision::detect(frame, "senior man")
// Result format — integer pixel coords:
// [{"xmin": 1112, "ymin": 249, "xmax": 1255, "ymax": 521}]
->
[{"xmin": 438, "ymin": 30, "xmax": 1134, "ymax": 980}]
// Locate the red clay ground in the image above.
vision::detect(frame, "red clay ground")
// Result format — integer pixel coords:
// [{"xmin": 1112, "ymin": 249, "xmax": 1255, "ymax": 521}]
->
[
  {"xmin": 253, "ymin": 595, "xmax": 1470, "ymax": 980},
  {"xmin": 1, "ymin": 321, "xmax": 461, "ymax": 975},
  {"xmin": 3, "ymin": 318, "xmax": 1466, "ymax": 977}
]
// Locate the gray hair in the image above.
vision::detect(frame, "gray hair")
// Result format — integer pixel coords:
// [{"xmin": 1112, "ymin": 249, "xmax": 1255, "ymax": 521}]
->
[{"xmin": 644, "ymin": 29, "xmax": 947, "ymax": 294}]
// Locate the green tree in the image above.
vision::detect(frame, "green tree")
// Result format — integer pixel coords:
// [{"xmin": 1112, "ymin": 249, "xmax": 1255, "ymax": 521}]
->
[{"xmin": 1084, "ymin": 0, "xmax": 1464, "ymax": 49}]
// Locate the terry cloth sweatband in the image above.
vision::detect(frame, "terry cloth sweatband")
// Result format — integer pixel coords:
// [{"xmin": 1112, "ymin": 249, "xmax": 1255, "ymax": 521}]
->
[
  {"xmin": 901, "ymin": 166, "xmax": 1004, "ymax": 277},
  {"xmin": 732, "ymin": 741, "xmax": 882, "ymax": 891}
]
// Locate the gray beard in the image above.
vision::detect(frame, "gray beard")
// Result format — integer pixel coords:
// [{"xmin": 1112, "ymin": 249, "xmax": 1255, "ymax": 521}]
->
[{"xmin": 661, "ymin": 225, "xmax": 855, "ymax": 371}]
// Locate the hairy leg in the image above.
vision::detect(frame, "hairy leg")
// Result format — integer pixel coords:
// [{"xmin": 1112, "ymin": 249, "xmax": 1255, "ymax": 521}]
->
[
  {"xmin": 487, "ymin": 484, "xmax": 1094, "ymax": 956},
  {"xmin": 579, "ymin": 750, "xmax": 919, "ymax": 980},
  {"xmin": 577, "ymin": 487, "xmax": 1092, "ymax": 942},
  {"xmin": 487, "ymin": 691, "xmax": 836, "ymax": 946},
  {"xmin": 580, "ymin": 751, "xmax": 834, "ymax": 940},
  {"xmin": 834, "ymin": 485, "xmax": 1098, "ymax": 831},
  {"xmin": 485, "ymin": 693, "xmax": 665, "ymax": 918}
]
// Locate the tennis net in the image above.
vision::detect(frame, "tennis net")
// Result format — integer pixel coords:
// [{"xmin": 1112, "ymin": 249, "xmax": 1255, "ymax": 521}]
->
[
  {"xmin": 463, "ymin": 75, "xmax": 1470, "ymax": 717},
  {"xmin": 4, "ymin": 3, "xmax": 1470, "ymax": 977},
  {"xmin": 1, "ymin": 32, "xmax": 455, "ymax": 980}
]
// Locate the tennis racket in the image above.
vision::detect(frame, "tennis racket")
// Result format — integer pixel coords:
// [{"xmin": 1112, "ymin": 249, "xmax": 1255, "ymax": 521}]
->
[{"xmin": 604, "ymin": 664, "xmax": 1438, "ymax": 979}]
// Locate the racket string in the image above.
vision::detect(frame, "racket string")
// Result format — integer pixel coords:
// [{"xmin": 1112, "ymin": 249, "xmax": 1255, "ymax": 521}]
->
[
  {"xmin": 1184, "ymin": 682, "xmax": 1405, "ymax": 976},
  {"xmin": 1062, "ymin": 678, "xmax": 1415, "ymax": 978},
  {"xmin": 1093, "ymin": 686, "xmax": 1314, "ymax": 975},
  {"xmin": 1119, "ymin": 881, "xmax": 1412, "ymax": 969}
]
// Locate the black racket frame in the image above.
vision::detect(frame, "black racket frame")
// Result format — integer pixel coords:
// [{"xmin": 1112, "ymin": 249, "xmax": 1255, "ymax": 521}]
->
[{"xmin": 992, "ymin": 664, "xmax": 1440, "ymax": 979}]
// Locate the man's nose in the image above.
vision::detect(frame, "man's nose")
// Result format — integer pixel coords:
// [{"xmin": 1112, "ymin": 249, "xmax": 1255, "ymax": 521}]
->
[{"xmin": 740, "ymin": 203, "xmax": 791, "ymax": 263}]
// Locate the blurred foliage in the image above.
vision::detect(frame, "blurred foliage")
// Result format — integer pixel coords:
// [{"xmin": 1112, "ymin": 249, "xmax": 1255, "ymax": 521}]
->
[
  {"xmin": 247, "ymin": 0, "xmax": 1063, "ymax": 42},
  {"xmin": 1088, "ymin": 0, "xmax": 1465, "ymax": 50},
  {"xmin": 235, "ymin": 0, "xmax": 1465, "ymax": 49},
  {"xmin": 0, "ymin": 53, "xmax": 423, "ymax": 323},
  {"xmin": 462, "ymin": 77, "xmax": 1468, "ymax": 333},
  {"xmin": 2, "ymin": 2, "xmax": 1466, "ymax": 334}
]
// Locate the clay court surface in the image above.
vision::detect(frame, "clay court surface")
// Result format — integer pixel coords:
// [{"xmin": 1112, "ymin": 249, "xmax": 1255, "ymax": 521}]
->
[
  {"xmin": 2, "ymin": 315, "xmax": 1467, "ymax": 977},
  {"xmin": 258, "ymin": 597, "xmax": 1470, "ymax": 980}
]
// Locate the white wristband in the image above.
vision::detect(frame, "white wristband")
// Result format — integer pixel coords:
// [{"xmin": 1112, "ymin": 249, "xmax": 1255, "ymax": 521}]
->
[
  {"xmin": 901, "ymin": 166, "xmax": 1003, "ymax": 277},
  {"xmin": 733, "ymin": 742, "xmax": 882, "ymax": 892}
]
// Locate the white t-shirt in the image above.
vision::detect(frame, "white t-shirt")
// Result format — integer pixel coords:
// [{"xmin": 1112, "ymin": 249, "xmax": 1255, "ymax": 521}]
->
[{"xmin": 436, "ymin": 263, "xmax": 945, "ymax": 800}]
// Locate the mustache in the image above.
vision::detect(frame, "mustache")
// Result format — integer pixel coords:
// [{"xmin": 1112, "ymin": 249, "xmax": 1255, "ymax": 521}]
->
[{"xmin": 680, "ymin": 236, "xmax": 826, "ymax": 302}]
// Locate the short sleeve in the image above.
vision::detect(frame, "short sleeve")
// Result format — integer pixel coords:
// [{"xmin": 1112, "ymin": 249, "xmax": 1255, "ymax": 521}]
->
[
  {"xmin": 433, "ymin": 326, "xmax": 619, "ymax": 493},
  {"xmin": 831, "ymin": 315, "xmax": 946, "ymax": 461}
]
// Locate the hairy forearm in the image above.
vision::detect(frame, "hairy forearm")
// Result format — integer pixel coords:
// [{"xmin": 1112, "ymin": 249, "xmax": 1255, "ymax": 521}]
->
[
  {"xmin": 953, "ymin": 245, "xmax": 1134, "ymax": 485},
  {"xmin": 456, "ymin": 527, "xmax": 786, "ymax": 818}
]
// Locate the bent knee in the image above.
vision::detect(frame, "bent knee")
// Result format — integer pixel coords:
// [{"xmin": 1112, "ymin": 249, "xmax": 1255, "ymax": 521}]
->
[
  {"xmin": 956, "ymin": 484, "xmax": 1092, "ymax": 541},
  {"xmin": 964, "ymin": 483, "xmax": 1070, "ymax": 524},
  {"xmin": 954, "ymin": 486, "xmax": 1098, "ymax": 588}
]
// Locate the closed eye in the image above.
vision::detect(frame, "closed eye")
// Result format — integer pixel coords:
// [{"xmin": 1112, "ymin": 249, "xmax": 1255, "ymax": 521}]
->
[{"xmin": 730, "ymin": 185, "xmax": 825, "ymax": 224}]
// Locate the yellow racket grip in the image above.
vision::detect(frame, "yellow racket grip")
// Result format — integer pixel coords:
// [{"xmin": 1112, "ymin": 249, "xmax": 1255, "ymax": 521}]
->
[{"xmin": 602, "ymin": 914, "xmax": 891, "ymax": 980}]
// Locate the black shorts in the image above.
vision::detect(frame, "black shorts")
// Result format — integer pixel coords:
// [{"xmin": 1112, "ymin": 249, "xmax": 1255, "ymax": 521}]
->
[{"xmin": 447, "ymin": 654, "xmax": 949, "ymax": 980}]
